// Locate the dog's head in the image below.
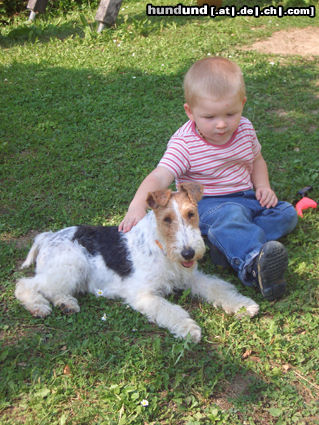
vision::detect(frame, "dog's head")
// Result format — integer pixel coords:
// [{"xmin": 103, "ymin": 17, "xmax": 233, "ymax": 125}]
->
[{"xmin": 146, "ymin": 183, "xmax": 206, "ymax": 268}]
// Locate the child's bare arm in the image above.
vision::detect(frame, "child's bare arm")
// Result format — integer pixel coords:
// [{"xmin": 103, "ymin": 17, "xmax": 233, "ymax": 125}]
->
[
  {"xmin": 251, "ymin": 153, "xmax": 278, "ymax": 208},
  {"xmin": 119, "ymin": 166, "xmax": 175, "ymax": 232}
]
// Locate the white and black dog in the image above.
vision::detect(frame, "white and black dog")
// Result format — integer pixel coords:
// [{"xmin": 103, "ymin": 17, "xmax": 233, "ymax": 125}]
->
[{"xmin": 15, "ymin": 183, "xmax": 259, "ymax": 342}]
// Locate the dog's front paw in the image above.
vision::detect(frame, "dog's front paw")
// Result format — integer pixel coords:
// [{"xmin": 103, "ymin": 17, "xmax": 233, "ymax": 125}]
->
[
  {"xmin": 60, "ymin": 303, "xmax": 80, "ymax": 314},
  {"xmin": 55, "ymin": 297, "xmax": 80, "ymax": 315},
  {"xmin": 31, "ymin": 304, "xmax": 52, "ymax": 318},
  {"xmin": 58, "ymin": 301, "xmax": 80, "ymax": 315},
  {"xmin": 178, "ymin": 319, "xmax": 201, "ymax": 343},
  {"xmin": 235, "ymin": 299, "xmax": 259, "ymax": 318}
]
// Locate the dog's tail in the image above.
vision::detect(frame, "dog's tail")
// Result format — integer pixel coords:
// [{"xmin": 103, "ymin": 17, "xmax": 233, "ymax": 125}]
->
[{"xmin": 21, "ymin": 232, "xmax": 53, "ymax": 269}]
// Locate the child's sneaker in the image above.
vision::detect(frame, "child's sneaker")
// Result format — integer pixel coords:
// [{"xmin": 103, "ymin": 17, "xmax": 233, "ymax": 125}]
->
[{"xmin": 248, "ymin": 241, "xmax": 288, "ymax": 300}]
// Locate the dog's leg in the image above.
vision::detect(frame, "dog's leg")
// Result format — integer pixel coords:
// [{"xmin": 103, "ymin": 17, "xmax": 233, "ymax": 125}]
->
[
  {"xmin": 15, "ymin": 276, "xmax": 52, "ymax": 317},
  {"xmin": 16, "ymin": 248, "xmax": 87, "ymax": 317},
  {"xmin": 190, "ymin": 271, "xmax": 259, "ymax": 317},
  {"xmin": 33, "ymin": 242, "xmax": 87, "ymax": 315},
  {"xmin": 128, "ymin": 291, "xmax": 201, "ymax": 342}
]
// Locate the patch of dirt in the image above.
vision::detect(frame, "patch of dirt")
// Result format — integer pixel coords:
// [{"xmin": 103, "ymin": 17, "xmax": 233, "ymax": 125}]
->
[
  {"xmin": 16, "ymin": 231, "xmax": 38, "ymax": 249},
  {"xmin": 211, "ymin": 371, "xmax": 262, "ymax": 410},
  {"xmin": 0, "ymin": 324, "xmax": 47, "ymax": 347},
  {"xmin": 0, "ymin": 405, "xmax": 28, "ymax": 424},
  {"xmin": 1, "ymin": 230, "xmax": 38, "ymax": 270},
  {"xmin": 244, "ymin": 27, "xmax": 319, "ymax": 57},
  {"xmin": 0, "ymin": 230, "xmax": 38, "ymax": 249}
]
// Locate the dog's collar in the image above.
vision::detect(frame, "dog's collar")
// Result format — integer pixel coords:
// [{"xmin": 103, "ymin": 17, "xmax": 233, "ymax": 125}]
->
[{"xmin": 155, "ymin": 239, "xmax": 166, "ymax": 256}]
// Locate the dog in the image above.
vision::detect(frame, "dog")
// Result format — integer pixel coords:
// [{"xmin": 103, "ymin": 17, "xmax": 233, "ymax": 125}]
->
[{"xmin": 15, "ymin": 183, "xmax": 259, "ymax": 342}]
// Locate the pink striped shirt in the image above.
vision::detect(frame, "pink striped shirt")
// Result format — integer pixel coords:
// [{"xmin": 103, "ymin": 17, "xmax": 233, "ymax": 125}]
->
[{"xmin": 158, "ymin": 117, "xmax": 261, "ymax": 196}]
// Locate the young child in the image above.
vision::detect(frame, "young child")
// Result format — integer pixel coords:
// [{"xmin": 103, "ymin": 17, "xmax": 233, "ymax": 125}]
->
[{"xmin": 119, "ymin": 57, "xmax": 298, "ymax": 300}]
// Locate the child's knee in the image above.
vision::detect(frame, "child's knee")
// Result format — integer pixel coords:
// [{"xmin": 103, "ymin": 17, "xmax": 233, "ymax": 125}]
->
[
  {"xmin": 200, "ymin": 202, "xmax": 251, "ymax": 226},
  {"xmin": 277, "ymin": 202, "xmax": 298, "ymax": 234}
]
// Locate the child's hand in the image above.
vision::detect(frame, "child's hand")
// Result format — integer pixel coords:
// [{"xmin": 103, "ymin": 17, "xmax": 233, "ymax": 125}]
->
[
  {"xmin": 255, "ymin": 187, "xmax": 278, "ymax": 208},
  {"xmin": 118, "ymin": 205, "xmax": 147, "ymax": 233},
  {"xmin": 117, "ymin": 166, "xmax": 174, "ymax": 233}
]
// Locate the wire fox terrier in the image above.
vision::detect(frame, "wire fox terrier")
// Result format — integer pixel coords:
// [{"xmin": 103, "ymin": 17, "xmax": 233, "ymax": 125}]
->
[{"xmin": 15, "ymin": 183, "xmax": 259, "ymax": 342}]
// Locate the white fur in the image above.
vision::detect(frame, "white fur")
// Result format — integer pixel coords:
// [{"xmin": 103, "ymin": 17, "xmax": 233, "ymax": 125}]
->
[{"xmin": 15, "ymin": 209, "xmax": 259, "ymax": 342}]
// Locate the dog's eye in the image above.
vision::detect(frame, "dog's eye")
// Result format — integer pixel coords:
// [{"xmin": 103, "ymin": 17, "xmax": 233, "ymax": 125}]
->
[
  {"xmin": 163, "ymin": 216, "xmax": 172, "ymax": 224},
  {"xmin": 187, "ymin": 211, "xmax": 195, "ymax": 219}
]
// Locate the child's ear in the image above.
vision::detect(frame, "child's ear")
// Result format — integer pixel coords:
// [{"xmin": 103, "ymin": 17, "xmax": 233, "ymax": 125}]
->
[
  {"xmin": 242, "ymin": 97, "xmax": 247, "ymax": 107},
  {"xmin": 184, "ymin": 103, "xmax": 194, "ymax": 121}
]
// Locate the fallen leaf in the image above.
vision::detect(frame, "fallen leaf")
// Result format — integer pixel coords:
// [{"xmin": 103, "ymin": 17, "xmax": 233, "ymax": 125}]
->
[
  {"xmin": 242, "ymin": 349, "xmax": 252, "ymax": 359},
  {"xmin": 63, "ymin": 365, "xmax": 71, "ymax": 375}
]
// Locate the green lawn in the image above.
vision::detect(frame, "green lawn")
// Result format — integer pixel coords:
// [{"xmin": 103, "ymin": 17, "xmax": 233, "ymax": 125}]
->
[{"xmin": 1, "ymin": 1, "xmax": 319, "ymax": 424}]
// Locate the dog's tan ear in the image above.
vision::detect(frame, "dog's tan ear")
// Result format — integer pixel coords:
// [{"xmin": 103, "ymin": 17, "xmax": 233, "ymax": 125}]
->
[
  {"xmin": 178, "ymin": 183, "xmax": 203, "ymax": 204},
  {"xmin": 146, "ymin": 189, "xmax": 172, "ymax": 210}
]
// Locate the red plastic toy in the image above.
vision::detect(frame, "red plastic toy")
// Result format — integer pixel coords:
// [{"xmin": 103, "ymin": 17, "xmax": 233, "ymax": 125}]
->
[{"xmin": 295, "ymin": 186, "xmax": 318, "ymax": 218}]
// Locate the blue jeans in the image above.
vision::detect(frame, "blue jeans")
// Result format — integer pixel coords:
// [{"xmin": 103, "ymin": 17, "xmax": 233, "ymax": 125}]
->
[{"xmin": 198, "ymin": 190, "xmax": 298, "ymax": 286}]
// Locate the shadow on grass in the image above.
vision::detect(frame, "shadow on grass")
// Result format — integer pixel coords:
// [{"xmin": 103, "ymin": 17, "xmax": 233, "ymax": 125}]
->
[
  {"xmin": 0, "ymin": 20, "xmax": 86, "ymax": 44},
  {"xmin": 1, "ymin": 59, "xmax": 318, "ymax": 232},
  {"xmin": 0, "ymin": 0, "xmax": 294, "ymax": 47}
]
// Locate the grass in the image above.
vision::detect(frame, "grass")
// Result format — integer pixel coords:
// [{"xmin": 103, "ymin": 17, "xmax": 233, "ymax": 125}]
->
[{"xmin": 1, "ymin": 1, "xmax": 319, "ymax": 424}]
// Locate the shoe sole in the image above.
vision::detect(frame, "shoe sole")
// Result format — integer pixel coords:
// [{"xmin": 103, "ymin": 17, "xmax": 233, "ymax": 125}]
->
[{"xmin": 257, "ymin": 241, "xmax": 288, "ymax": 301}]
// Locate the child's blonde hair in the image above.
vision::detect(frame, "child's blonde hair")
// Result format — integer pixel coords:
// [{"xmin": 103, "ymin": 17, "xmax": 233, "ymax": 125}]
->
[{"xmin": 184, "ymin": 57, "xmax": 246, "ymax": 107}]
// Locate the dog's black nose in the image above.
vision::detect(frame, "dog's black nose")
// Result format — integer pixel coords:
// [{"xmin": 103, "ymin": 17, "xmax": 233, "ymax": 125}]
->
[{"xmin": 181, "ymin": 247, "xmax": 195, "ymax": 260}]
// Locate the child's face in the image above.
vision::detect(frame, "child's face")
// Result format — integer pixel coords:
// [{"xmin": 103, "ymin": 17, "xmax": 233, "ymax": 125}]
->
[{"xmin": 184, "ymin": 94, "xmax": 246, "ymax": 145}]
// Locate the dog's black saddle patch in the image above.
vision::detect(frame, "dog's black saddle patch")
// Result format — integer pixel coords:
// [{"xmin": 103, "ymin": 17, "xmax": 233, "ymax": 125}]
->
[{"xmin": 73, "ymin": 226, "xmax": 133, "ymax": 277}]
